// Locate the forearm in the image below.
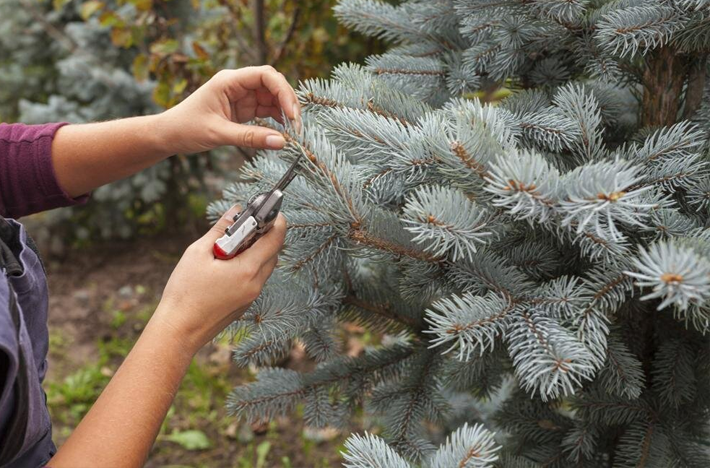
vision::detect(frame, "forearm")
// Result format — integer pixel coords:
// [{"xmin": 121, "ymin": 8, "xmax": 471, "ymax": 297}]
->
[
  {"xmin": 49, "ymin": 67, "xmax": 299, "ymax": 199},
  {"xmin": 49, "ymin": 309, "xmax": 195, "ymax": 468},
  {"xmin": 51, "ymin": 115, "xmax": 172, "ymax": 198}
]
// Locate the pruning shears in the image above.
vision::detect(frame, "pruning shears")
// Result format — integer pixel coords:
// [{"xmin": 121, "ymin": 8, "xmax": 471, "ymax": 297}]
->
[{"xmin": 213, "ymin": 121, "xmax": 305, "ymax": 260}]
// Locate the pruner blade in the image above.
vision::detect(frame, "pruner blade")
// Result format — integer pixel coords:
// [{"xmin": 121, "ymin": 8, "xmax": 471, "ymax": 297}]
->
[
  {"xmin": 272, "ymin": 139, "xmax": 306, "ymax": 193},
  {"xmin": 213, "ymin": 123, "xmax": 307, "ymax": 260}
]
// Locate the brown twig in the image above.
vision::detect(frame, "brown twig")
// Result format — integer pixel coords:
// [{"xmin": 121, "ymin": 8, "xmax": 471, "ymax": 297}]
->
[
  {"xmin": 343, "ymin": 295, "xmax": 420, "ymax": 328},
  {"xmin": 218, "ymin": 0, "xmax": 259, "ymax": 63},
  {"xmin": 451, "ymin": 141, "xmax": 490, "ymax": 180},
  {"xmin": 349, "ymin": 227, "xmax": 441, "ymax": 263},
  {"xmin": 20, "ymin": 0, "xmax": 77, "ymax": 52},
  {"xmin": 253, "ymin": 0, "xmax": 268, "ymax": 64},
  {"xmin": 270, "ymin": 5, "xmax": 301, "ymax": 65}
]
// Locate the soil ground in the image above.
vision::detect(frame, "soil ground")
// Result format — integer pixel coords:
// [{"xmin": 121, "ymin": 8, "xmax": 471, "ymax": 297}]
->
[{"xmin": 42, "ymin": 226, "xmax": 347, "ymax": 468}]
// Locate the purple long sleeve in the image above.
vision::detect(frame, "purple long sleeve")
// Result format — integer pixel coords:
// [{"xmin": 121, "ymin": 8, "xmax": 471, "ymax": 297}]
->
[{"xmin": 0, "ymin": 123, "xmax": 88, "ymax": 219}]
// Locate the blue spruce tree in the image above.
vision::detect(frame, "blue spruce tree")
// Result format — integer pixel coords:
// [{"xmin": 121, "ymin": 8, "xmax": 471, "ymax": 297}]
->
[{"xmin": 212, "ymin": 1, "xmax": 710, "ymax": 466}]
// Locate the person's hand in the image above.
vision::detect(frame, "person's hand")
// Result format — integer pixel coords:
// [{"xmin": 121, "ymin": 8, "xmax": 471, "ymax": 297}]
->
[
  {"xmin": 151, "ymin": 205, "xmax": 286, "ymax": 355},
  {"xmin": 157, "ymin": 66, "xmax": 300, "ymax": 155}
]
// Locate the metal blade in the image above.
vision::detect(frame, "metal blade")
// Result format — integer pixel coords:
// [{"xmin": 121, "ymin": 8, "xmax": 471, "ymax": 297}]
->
[{"xmin": 272, "ymin": 140, "xmax": 306, "ymax": 192}]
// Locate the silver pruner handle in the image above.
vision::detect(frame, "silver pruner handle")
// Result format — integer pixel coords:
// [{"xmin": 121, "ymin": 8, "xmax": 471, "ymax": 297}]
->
[{"xmin": 213, "ymin": 215, "xmax": 258, "ymax": 260}]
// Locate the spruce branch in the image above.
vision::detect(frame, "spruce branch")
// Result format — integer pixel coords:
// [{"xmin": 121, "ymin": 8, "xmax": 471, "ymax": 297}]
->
[
  {"xmin": 290, "ymin": 232, "xmax": 340, "ymax": 273},
  {"xmin": 429, "ymin": 423, "xmax": 502, "ymax": 468},
  {"xmin": 508, "ymin": 310, "xmax": 596, "ymax": 400},
  {"xmin": 425, "ymin": 292, "xmax": 516, "ymax": 361},
  {"xmin": 343, "ymin": 432, "xmax": 413, "ymax": 468},
  {"xmin": 229, "ymin": 344, "xmax": 415, "ymax": 423},
  {"xmin": 402, "ymin": 185, "xmax": 495, "ymax": 262},
  {"xmin": 343, "ymin": 294, "xmax": 421, "ymax": 329},
  {"xmin": 597, "ymin": 329, "xmax": 645, "ymax": 399},
  {"xmin": 595, "ymin": 4, "xmax": 681, "ymax": 58},
  {"xmin": 450, "ymin": 140, "xmax": 491, "ymax": 180},
  {"xmin": 334, "ymin": 0, "xmax": 426, "ymax": 44},
  {"xmin": 561, "ymin": 424, "xmax": 599, "ymax": 465},
  {"xmin": 530, "ymin": 0, "xmax": 589, "ymax": 24},
  {"xmin": 651, "ymin": 338, "xmax": 697, "ymax": 408},
  {"xmin": 348, "ymin": 226, "xmax": 443, "ymax": 263},
  {"xmin": 573, "ymin": 390, "xmax": 652, "ymax": 426},
  {"xmin": 613, "ymin": 418, "xmax": 661, "ymax": 468},
  {"xmin": 371, "ymin": 348, "xmax": 447, "ymax": 459},
  {"xmin": 626, "ymin": 240, "xmax": 710, "ymax": 313}
]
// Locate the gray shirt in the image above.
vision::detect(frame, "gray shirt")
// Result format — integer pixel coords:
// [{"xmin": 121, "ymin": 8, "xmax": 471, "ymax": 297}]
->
[{"xmin": 0, "ymin": 218, "xmax": 55, "ymax": 467}]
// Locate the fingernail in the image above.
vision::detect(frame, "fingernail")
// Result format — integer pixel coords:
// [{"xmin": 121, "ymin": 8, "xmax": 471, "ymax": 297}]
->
[
  {"xmin": 292, "ymin": 102, "xmax": 301, "ymax": 119},
  {"xmin": 266, "ymin": 134, "xmax": 285, "ymax": 149}
]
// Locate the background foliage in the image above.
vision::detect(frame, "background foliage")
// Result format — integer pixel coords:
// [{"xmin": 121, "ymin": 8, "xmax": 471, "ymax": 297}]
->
[{"xmin": 0, "ymin": 0, "xmax": 381, "ymax": 249}]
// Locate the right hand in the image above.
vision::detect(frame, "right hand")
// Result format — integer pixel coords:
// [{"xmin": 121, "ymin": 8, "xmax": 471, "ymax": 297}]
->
[
  {"xmin": 152, "ymin": 205, "xmax": 286, "ymax": 355},
  {"xmin": 157, "ymin": 66, "xmax": 301, "ymax": 154}
]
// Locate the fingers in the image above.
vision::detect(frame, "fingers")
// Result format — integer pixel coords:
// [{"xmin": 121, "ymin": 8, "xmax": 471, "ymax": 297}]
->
[
  {"xmin": 256, "ymin": 67, "xmax": 300, "ymax": 121},
  {"xmin": 196, "ymin": 206, "xmax": 284, "ymax": 274},
  {"xmin": 215, "ymin": 121, "xmax": 285, "ymax": 150},
  {"xmin": 220, "ymin": 66, "xmax": 300, "ymax": 121},
  {"xmin": 256, "ymin": 254, "xmax": 279, "ymax": 286},
  {"xmin": 202, "ymin": 204, "xmax": 242, "ymax": 244}
]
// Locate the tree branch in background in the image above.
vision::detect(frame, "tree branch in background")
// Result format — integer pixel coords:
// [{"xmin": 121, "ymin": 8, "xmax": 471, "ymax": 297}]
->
[
  {"xmin": 271, "ymin": 5, "xmax": 302, "ymax": 66},
  {"xmin": 218, "ymin": 0, "xmax": 258, "ymax": 63},
  {"xmin": 253, "ymin": 0, "xmax": 268, "ymax": 64},
  {"xmin": 20, "ymin": 0, "xmax": 77, "ymax": 52}
]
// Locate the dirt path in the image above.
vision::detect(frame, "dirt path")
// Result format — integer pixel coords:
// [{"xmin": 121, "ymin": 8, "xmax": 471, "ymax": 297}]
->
[{"xmin": 43, "ymin": 230, "xmax": 346, "ymax": 468}]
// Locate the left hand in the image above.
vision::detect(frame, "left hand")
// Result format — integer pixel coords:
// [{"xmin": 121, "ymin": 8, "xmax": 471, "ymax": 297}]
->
[
  {"xmin": 153, "ymin": 204, "xmax": 286, "ymax": 354},
  {"xmin": 157, "ymin": 66, "xmax": 300, "ymax": 155}
]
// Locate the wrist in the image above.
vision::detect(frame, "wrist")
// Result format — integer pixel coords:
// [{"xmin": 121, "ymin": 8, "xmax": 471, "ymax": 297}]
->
[
  {"xmin": 151, "ymin": 111, "xmax": 181, "ymax": 158},
  {"xmin": 145, "ymin": 302, "xmax": 203, "ymax": 361}
]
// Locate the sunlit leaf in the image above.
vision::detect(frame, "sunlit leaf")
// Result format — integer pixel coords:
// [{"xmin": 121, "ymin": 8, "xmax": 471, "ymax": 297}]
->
[
  {"xmin": 173, "ymin": 78, "xmax": 188, "ymax": 94},
  {"xmin": 132, "ymin": 54, "xmax": 149, "ymax": 82},
  {"xmin": 111, "ymin": 27, "xmax": 133, "ymax": 48},
  {"xmin": 150, "ymin": 39, "xmax": 180, "ymax": 55},
  {"xmin": 99, "ymin": 11, "xmax": 122, "ymax": 28},
  {"xmin": 165, "ymin": 430, "xmax": 212, "ymax": 451},
  {"xmin": 153, "ymin": 80, "xmax": 171, "ymax": 107},
  {"xmin": 80, "ymin": 1, "xmax": 104, "ymax": 20},
  {"xmin": 129, "ymin": 0, "xmax": 152, "ymax": 11},
  {"xmin": 192, "ymin": 41, "xmax": 209, "ymax": 60},
  {"xmin": 256, "ymin": 441, "xmax": 272, "ymax": 468},
  {"xmin": 53, "ymin": 0, "xmax": 72, "ymax": 10}
]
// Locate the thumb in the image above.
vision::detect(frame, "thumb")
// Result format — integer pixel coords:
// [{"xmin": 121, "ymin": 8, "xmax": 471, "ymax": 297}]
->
[
  {"xmin": 201, "ymin": 204, "xmax": 242, "ymax": 245},
  {"xmin": 216, "ymin": 121, "xmax": 285, "ymax": 150}
]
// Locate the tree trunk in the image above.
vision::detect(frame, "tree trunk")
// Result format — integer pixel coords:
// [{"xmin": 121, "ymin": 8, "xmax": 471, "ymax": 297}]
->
[
  {"xmin": 253, "ymin": 0, "xmax": 268, "ymax": 65},
  {"xmin": 641, "ymin": 47, "xmax": 688, "ymax": 127},
  {"xmin": 683, "ymin": 55, "xmax": 707, "ymax": 121}
]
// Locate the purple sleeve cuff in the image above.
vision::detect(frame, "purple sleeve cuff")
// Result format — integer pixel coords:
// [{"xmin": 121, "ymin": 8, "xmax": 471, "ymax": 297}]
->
[{"xmin": 0, "ymin": 122, "xmax": 89, "ymax": 219}]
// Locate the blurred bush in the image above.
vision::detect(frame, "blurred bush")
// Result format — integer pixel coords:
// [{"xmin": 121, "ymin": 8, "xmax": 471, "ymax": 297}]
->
[{"xmin": 0, "ymin": 0, "xmax": 381, "ymax": 251}]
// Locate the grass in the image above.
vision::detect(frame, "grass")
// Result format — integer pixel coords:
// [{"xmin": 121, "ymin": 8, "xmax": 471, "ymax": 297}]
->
[
  {"xmin": 45, "ymin": 287, "xmax": 346, "ymax": 467},
  {"xmin": 47, "ymin": 334, "xmax": 132, "ymax": 425}
]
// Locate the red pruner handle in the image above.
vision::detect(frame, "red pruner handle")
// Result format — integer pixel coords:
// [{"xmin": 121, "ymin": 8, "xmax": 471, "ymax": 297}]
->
[{"xmin": 213, "ymin": 243, "xmax": 236, "ymax": 260}]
